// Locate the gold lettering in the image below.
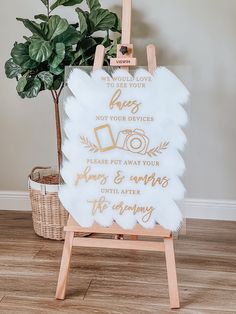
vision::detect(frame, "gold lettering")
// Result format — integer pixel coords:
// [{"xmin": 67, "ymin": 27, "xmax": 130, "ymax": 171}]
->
[
  {"xmin": 112, "ymin": 201, "xmax": 155, "ymax": 223},
  {"xmin": 114, "ymin": 171, "xmax": 125, "ymax": 184},
  {"xmin": 130, "ymin": 173, "xmax": 169, "ymax": 188},
  {"xmin": 75, "ymin": 166, "xmax": 108, "ymax": 186},
  {"xmin": 109, "ymin": 89, "xmax": 141, "ymax": 114},
  {"xmin": 87, "ymin": 196, "xmax": 110, "ymax": 215}
]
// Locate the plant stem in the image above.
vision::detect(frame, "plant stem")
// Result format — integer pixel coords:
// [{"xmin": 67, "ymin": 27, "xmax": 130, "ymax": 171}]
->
[
  {"xmin": 51, "ymin": 90, "xmax": 62, "ymax": 171},
  {"xmin": 47, "ymin": 0, "xmax": 50, "ymax": 17},
  {"xmin": 58, "ymin": 84, "xmax": 64, "ymax": 99}
]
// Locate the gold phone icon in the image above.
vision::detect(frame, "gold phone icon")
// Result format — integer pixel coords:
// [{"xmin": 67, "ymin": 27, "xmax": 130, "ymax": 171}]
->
[{"xmin": 94, "ymin": 124, "xmax": 117, "ymax": 152}]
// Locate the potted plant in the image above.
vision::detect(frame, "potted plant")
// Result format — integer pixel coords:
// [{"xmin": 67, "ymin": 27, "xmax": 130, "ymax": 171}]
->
[{"xmin": 5, "ymin": 0, "xmax": 121, "ymax": 240}]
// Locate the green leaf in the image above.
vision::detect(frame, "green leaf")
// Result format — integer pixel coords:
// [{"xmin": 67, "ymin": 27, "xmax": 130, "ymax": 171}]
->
[
  {"xmin": 50, "ymin": 66, "xmax": 64, "ymax": 75},
  {"xmin": 53, "ymin": 25, "xmax": 81, "ymax": 46},
  {"xmin": 16, "ymin": 18, "xmax": 45, "ymax": 39},
  {"xmin": 38, "ymin": 71, "xmax": 53, "ymax": 89},
  {"xmin": 89, "ymin": 9, "xmax": 116, "ymax": 31},
  {"xmin": 77, "ymin": 11, "xmax": 87, "ymax": 34},
  {"xmin": 56, "ymin": 42, "xmax": 65, "ymax": 57},
  {"xmin": 79, "ymin": 53, "xmax": 94, "ymax": 65},
  {"xmin": 40, "ymin": 22, "xmax": 49, "ymax": 38},
  {"xmin": 74, "ymin": 37, "xmax": 97, "ymax": 60},
  {"xmin": 24, "ymin": 78, "xmax": 42, "ymax": 98},
  {"xmin": 16, "ymin": 75, "xmax": 28, "ymax": 93},
  {"xmin": 50, "ymin": 43, "xmax": 65, "ymax": 68},
  {"xmin": 48, "ymin": 15, "xmax": 69, "ymax": 40},
  {"xmin": 29, "ymin": 40, "xmax": 52, "ymax": 62},
  {"xmin": 23, "ymin": 36, "xmax": 30, "ymax": 41},
  {"xmin": 63, "ymin": 50, "xmax": 75, "ymax": 64},
  {"xmin": 76, "ymin": 8, "xmax": 92, "ymax": 34},
  {"xmin": 41, "ymin": 0, "xmax": 49, "ymax": 6},
  {"xmin": 50, "ymin": 0, "xmax": 83, "ymax": 11},
  {"xmin": 111, "ymin": 14, "xmax": 121, "ymax": 33},
  {"xmin": 86, "ymin": 0, "xmax": 101, "ymax": 11},
  {"xmin": 11, "ymin": 43, "xmax": 38, "ymax": 69},
  {"xmin": 107, "ymin": 36, "xmax": 121, "ymax": 57},
  {"xmin": 34, "ymin": 14, "xmax": 49, "ymax": 22},
  {"xmin": 71, "ymin": 22, "xmax": 79, "ymax": 29},
  {"xmin": 5, "ymin": 59, "xmax": 22, "ymax": 79},
  {"xmin": 18, "ymin": 92, "xmax": 26, "ymax": 99},
  {"xmin": 93, "ymin": 37, "xmax": 104, "ymax": 44},
  {"xmin": 51, "ymin": 75, "xmax": 63, "ymax": 90},
  {"xmin": 63, "ymin": 0, "xmax": 84, "ymax": 5},
  {"xmin": 101, "ymin": 34, "xmax": 111, "ymax": 48}
]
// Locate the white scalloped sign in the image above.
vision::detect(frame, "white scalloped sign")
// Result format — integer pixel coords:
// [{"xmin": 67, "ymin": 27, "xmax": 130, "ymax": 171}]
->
[{"xmin": 59, "ymin": 67, "xmax": 189, "ymax": 231}]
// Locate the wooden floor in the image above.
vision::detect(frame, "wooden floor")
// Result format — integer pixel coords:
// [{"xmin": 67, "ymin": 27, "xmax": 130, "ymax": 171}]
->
[{"xmin": 0, "ymin": 211, "xmax": 235, "ymax": 314}]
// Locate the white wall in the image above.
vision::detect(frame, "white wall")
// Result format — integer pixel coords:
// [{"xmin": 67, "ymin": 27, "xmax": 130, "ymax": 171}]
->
[{"xmin": 1, "ymin": 0, "xmax": 236, "ymax": 203}]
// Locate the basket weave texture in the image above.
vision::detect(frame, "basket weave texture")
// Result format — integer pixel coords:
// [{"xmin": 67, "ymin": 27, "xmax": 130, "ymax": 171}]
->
[{"xmin": 29, "ymin": 167, "xmax": 68, "ymax": 240}]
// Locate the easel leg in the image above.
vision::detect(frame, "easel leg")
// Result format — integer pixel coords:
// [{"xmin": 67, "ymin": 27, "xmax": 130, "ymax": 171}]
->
[
  {"xmin": 56, "ymin": 231, "xmax": 74, "ymax": 300},
  {"xmin": 164, "ymin": 236, "xmax": 180, "ymax": 309}
]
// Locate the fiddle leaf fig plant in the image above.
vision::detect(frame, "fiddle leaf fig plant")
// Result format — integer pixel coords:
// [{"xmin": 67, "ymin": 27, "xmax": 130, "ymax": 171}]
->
[{"xmin": 5, "ymin": 0, "xmax": 121, "ymax": 169}]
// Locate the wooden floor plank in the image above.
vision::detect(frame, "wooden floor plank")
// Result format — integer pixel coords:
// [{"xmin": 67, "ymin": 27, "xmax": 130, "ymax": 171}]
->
[
  {"xmin": 84, "ymin": 279, "xmax": 236, "ymax": 312},
  {"xmin": 1, "ymin": 295, "xmax": 234, "ymax": 314},
  {"xmin": 0, "ymin": 273, "xmax": 91, "ymax": 299},
  {"xmin": 0, "ymin": 210, "xmax": 235, "ymax": 312},
  {"xmin": 34, "ymin": 238, "xmax": 236, "ymax": 273},
  {"xmin": 0, "ymin": 242, "xmax": 44, "ymax": 261}
]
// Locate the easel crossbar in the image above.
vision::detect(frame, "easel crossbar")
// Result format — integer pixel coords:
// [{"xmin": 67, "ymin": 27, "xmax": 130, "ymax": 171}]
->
[
  {"xmin": 65, "ymin": 218, "xmax": 171, "ymax": 238},
  {"xmin": 73, "ymin": 237, "xmax": 165, "ymax": 252}
]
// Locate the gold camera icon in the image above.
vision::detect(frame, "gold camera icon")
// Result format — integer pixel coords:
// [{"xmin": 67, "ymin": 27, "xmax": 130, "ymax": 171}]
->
[{"xmin": 116, "ymin": 129, "xmax": 149, "ymax": 155}]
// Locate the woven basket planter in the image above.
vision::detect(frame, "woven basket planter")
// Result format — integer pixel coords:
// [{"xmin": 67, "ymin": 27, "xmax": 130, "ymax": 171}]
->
[{"xmin": 28, "ymin": 167, "xmax": 68, "ymax": 240}]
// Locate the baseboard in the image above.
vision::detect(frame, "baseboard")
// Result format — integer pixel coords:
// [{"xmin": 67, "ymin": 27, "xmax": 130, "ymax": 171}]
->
[
  {"xmin": 183, "ymin": 198, "xmax": 236, "ymax": 221},
  {"xmin": 0, "ymin": 191, "xmax": 236, "ymax": 221},
  {"xmin": 0, "ymin": 191, "xmax": 31, "ymax": 211}
]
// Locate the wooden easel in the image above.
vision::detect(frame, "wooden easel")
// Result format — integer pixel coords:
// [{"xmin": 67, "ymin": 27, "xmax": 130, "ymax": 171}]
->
[{"xmin": 56, "ymin": 0, "xmax": 180, "ymax": 309}]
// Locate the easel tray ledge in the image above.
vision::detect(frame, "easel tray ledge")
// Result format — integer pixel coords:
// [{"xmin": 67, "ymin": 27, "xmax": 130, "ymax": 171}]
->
[{"xmin": 66, "ymin": 216, "xmax": 171, "ymax": 238}]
